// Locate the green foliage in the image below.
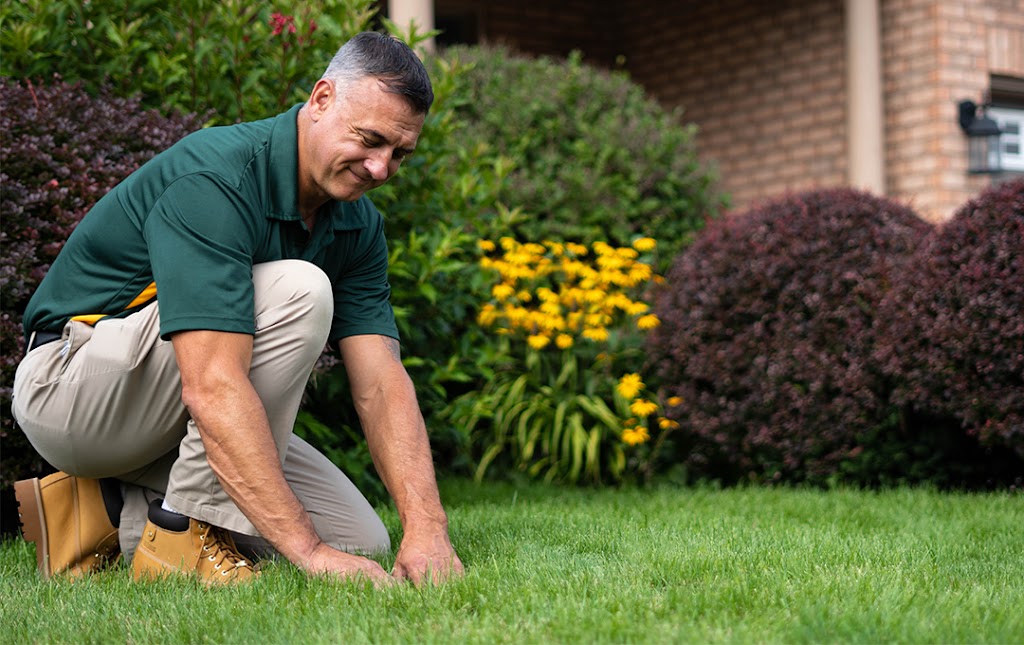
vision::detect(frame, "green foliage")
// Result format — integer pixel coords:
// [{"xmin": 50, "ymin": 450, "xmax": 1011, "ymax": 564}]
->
[
  {"xmin": 449, "ymin": 343, "xmax": 627, "ymax": 485},
  {"xmin": 0, "ymin": 0, "xmax": 376, "ymax": 122},
  {"xmin": 438, "ymin": 45, "xmax": 725, "ymax": 269}
]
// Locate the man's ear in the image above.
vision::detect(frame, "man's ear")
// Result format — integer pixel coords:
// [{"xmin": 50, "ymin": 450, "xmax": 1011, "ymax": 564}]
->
[{"xmin": 307, "ymin": 78, "xmax": 335, "ymax": 120}]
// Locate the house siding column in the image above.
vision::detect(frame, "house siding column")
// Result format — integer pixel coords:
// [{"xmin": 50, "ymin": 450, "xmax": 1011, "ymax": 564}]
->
[
  {"xmin": 387, "ymin": 0, "xmax": 435, "ymax": 52},
  {"xmin": 845, "ymin": 0, "xmax": 885, "ymax": 193}
]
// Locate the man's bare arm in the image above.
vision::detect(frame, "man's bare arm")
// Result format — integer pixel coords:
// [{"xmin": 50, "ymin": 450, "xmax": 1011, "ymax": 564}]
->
[
  {"xmin": 339, "ymin": 334, "xmax": 463, "ymax": 584},
  {"xmin": 171, "ymin": 329, "xmax": 388, "ymax": 581}
]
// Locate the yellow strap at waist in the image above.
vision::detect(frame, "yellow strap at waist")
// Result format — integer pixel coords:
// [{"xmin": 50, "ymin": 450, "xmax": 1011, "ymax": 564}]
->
[{"xmin": 69, "ymin": 282, "xmax": 157, "ymax": 326}]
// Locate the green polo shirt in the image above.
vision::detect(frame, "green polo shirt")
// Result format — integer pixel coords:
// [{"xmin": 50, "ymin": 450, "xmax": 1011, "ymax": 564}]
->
[{"xmin": 23, "ymin": 104, "xmax": 398, "ymax": 343}]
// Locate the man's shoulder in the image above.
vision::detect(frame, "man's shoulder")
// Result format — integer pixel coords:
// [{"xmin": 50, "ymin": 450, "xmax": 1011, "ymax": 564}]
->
[
  {"xmin": 170, "ymin": 115, "xmax": 278, "ymax": 175},
  {"xmin": 118, "ymin": 109, "xmax": 296, "ymax": 209}
]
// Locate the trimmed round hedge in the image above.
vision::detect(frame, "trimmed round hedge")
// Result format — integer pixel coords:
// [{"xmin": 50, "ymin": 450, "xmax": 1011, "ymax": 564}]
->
[
  {"xmin": 647, "ymin": 188, "xmax": 932, "ymax": 485},
  {"xmin": 876, "ymin": 178, "xmax": 1024, "ymax": 461}
]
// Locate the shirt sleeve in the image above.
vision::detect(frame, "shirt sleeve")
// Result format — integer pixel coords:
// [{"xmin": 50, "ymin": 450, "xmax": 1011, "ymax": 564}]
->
[{"xmin": 143, "ymin": 174, "xmax": 260, "ymax": 339}]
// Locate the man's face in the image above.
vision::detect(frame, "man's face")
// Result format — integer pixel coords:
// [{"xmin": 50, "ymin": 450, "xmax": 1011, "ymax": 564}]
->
[{"xmin": 303, "ymin": 75, "xmax": 425, "ymax": 204}]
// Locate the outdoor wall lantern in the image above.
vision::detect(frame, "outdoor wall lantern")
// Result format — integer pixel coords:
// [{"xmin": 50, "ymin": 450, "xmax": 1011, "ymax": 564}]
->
[{"xmin": 958, "ymin": 99, "xmax": 1003, "ymax": 174}]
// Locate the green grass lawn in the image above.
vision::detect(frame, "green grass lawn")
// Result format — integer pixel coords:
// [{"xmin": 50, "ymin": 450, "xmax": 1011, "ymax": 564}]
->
[{"xmin": 1, "ymin": 480, "xmax": 1020, "ymax": 644}]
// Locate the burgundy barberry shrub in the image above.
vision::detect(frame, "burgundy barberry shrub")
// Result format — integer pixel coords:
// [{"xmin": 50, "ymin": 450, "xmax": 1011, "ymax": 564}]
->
[
  {"xmin": 0, "ymin": 78, "xmax": 204, "ymax": 510},
  {"xmin": 647, "ymin": 189, "xmax": 931, "ymax": 485},
  {"xmin": 876, "ymin": 179, "xmax": 1024, "ymax": 462}
]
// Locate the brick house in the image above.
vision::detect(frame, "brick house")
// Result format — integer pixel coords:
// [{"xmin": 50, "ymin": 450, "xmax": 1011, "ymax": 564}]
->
[{"xmin": 384, "ymin": 0, "xmax": 1024, "ymax": 221}]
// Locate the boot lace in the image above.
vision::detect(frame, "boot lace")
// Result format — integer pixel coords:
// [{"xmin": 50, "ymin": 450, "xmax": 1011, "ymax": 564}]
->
[{"xmin": 197, "ymin": 523, "xmax": 255, "ymax": 579}]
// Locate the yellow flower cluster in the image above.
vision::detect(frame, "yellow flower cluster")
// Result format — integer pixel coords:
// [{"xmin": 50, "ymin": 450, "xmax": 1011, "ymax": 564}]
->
[
  {"xmin": 477, "ymin": 237, "xmax": 661, "ymax": 348},
  {"xmin": 615, "ymin": 373, "xmax": 681, "ymax": 446}
]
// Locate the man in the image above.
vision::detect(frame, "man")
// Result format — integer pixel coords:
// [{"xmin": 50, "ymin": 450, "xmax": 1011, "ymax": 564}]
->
[{"xmin": 11, "ymin": 31, "xmax": 463, "ymax": 586}]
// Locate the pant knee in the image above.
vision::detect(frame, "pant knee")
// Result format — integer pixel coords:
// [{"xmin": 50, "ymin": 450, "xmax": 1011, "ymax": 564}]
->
[{"xmin": 253, "ymin": 260, "xmax": 333, "ymax": 351}]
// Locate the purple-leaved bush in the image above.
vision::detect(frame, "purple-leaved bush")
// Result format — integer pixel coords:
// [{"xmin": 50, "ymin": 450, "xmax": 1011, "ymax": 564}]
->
[
  {"xmin": 647, "ymin": 189, "xmax": 932, "ymax": 485},
  {"xmin": 876, "ymin": 178, "xmax": 1024, "ymax": 461}
]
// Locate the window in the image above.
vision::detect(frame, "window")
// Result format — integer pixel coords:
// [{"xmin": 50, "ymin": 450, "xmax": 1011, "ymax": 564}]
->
[{"xmin": 988, "ymin": 106, "xmax": 1024, "ymax": 172}]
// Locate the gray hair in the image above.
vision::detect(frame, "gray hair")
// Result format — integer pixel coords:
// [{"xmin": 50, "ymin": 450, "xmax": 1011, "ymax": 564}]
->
[{"xmin": 321, "ymin": 31, "xmax": 433, "ymax": 114}]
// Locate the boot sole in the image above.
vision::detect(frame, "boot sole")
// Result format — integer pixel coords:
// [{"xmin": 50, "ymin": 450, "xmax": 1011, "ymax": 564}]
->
[{"xmin": 13, "ymin": 477, "xmax": 50, "ymax": 579}]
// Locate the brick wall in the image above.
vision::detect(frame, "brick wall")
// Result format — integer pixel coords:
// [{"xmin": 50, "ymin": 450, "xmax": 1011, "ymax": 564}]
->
[
  {"xmin": 426, "ymin": 0, "xmax": 1023, "ymax": 220},
  {"xmin": 882, "ymin": 0, "xmax": 1008, "ymax": 220},
  {"xmin": 434, "ymin": 0, "xmax": 849, "ymax": 214},
  {"xmin": 617, "ymin": 0, "xmax": 848, "ymax": 213}
]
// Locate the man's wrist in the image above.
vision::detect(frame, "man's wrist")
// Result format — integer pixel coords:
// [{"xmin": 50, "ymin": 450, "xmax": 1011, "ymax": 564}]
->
[{"xmin": 400, "ymin": 510, "xmax": 450, "ymax": 537}]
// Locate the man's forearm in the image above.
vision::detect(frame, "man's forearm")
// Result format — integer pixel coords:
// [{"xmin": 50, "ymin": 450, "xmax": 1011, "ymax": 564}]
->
[
  {"xmin": 172, "ymin": 330, "xmax": 322, "ymax": 565},
  {"xmin": 185, "ymin": 377, "xmax": 324, "ymax": 563},
  {"xmin": 357, "ymin": 372, "xmax": 450, "ymax": 533}
]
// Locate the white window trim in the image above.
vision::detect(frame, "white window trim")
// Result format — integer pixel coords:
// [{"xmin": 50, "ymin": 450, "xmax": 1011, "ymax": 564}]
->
[{"xmin": 988, "ymin": 106, "xmax": 1024, "ymax": 172}]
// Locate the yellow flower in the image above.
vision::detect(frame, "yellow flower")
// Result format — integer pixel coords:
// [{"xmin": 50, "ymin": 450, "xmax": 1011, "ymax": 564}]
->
[
  {"xmin": 582, "ymin": 327, "xmax": 609, "ymax": 342},
  {"xmin": 492, "ymin": 283, "xmax": 515, "ymax": 301},
  {"xmin": 555, "ymin": 333, "xmax": 574, "ymax": 349},
  {"xmin": 632, "ymin": 237, "xmax": 657, "ymax": 252},
  {"xmin": 667, "ymin": 396, "xmax": 683, "ymax": 407},
  {"xmin": 629, "ymin": 263, "xmax": 653, "ymax": 283},
  {"xmin": 505, "ymin": 305, "xmax": 529, "ymax": 325},
  {"xmin": 527, "ymin": 334, "xmax": 551, "ymax": 350},
  {"xmin": 617, "ymin": 373, "xmax": 644, "ymax": 399},
  {"xmin": 544, "ymin": 240, "xmax": 565, "ymax": 256},
  {"xmin": 630, "ymin": 398, "xmax": 659, "ymax": 418},
  {"xmin": 516, "ymin": 290, "xmax": 533, "ymax": 303},
  {"xmin": 499, "ymin": 237, "xmax": 517, "ymax": 251},
  {"xmin": 566, "ymin": 242, "xmax": 588, "ymax": 256},
  {"xmin": 636, "ymin": 314, "xmax": 661, "ymax": 330},
  {"xmin": 622, "ymin": 426, "xmax": 650, "ymax": 446},
  {"xmin": 625, "ymin": 301, "xmax": 650, "ymax": 316},
  {"xmin": 540, "ymin": 301, "xmax": 562, "ymax": 317},
  {"xmin": 477, "ymin": 303, "xmax": 498, "ymax": 326},
  {"xmin": 477, "ymin": 239, "xmax": 496, "ymax": 252},
  {"xmin": 658, "ymin": 418, "xmax": 680, "ymax": 430},
  {"xmin": 536, "ymin": 287, "xmax": 558, "ymax": 302}
]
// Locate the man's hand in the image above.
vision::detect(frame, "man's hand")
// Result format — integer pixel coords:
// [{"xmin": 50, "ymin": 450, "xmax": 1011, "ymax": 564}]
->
[
  {"xmin": 303, "ymin": 542, "xmax": 393, "ymax": 587},
  {"xmin": 392, "ymin": 530, "xmax": 464, "ymax": 586}
]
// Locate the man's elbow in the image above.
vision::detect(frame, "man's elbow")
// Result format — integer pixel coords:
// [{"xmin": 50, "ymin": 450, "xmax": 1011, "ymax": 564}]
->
[{"xmin": 179, "ymin": 369, "xmax": 246, "ymax": 417}]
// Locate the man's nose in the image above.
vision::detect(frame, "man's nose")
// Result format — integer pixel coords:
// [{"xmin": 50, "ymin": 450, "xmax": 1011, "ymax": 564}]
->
[{"xmin": 364, "ymin": 153, "xmax": 390, "ymax": 181}]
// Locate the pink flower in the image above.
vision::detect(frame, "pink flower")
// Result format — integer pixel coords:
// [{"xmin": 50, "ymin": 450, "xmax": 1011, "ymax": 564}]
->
[{"xmin": 269, "ymin": 12, "xmax": 296, "ymax": 37}]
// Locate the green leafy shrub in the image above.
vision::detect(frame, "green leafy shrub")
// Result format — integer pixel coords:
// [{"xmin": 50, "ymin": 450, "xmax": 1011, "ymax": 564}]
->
[
  {"xmin": 1, "ymin": 0, "xmax": 374, "ymax": 123},
  {"xmin": 647, "ymin": 189, "xmax": 933, "ymax": 485},
  {"xmin": 438, "ymin": 45, "xmax": 725, "ymax": 268},
  {"xmin": 876, "ymin": 178, "xmax": 1024, "ymax": 470},
  {"xmin": 0, "ymin": 78, "xmax": 205, "ymax": 534}
]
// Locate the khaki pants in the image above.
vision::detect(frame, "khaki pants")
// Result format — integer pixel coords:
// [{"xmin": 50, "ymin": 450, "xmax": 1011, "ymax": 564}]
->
[{"xmin": 12, "ymin": 260, "xmax": 390, "ymax": 561}]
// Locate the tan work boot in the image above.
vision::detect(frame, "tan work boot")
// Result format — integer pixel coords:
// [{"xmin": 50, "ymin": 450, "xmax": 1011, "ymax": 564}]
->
[
  {"xmin": 132, "ymin": 501, "xmax": 257, "ymax": 585},
  {"xmin": 14, "ymin": 472, "xmax": 121, "ymax": 579}
]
